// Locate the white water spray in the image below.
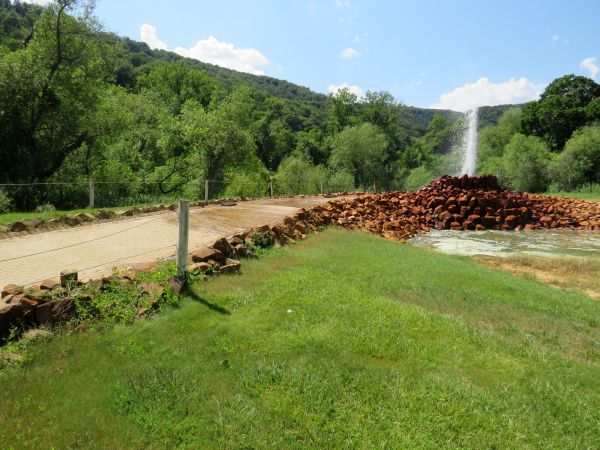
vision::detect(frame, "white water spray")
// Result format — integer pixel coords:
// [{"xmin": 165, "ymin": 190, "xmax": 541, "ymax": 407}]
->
[{"xmin": 460, "ymin": 107, "xmax": 479, "ymax": 176}]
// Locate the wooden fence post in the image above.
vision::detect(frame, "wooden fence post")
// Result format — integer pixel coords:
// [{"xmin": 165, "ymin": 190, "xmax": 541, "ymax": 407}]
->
[
  {"xmin": 177, "ymin": 200, "xmax": 190, "ymax": 279},
  {"xmin": 204, "ymin": 179, "xmax": 209, "ymax": 201},
  {"xmin": 89, "ymin": 179, "xmax": 95, "ymax": 209}
]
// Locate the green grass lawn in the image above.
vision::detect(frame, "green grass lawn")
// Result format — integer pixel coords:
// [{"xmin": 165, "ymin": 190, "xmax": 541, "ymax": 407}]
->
[
  {"xmin": 544, "ymin": 191, "xmax": 600, "ymax": 202},
  {"xmin": 1, "ymin": 229, "xmax": 600, "ymax": 448}
]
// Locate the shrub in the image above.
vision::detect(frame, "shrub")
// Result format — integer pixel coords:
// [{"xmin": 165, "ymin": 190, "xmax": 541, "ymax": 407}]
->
[
  {"xmin": 0, "ymin": 190, "xmax": 11, "ymax": 213},
  {"xmin": 502, "ymin": 133, "xmax": 550, "ymax": 193},
  {"xmin": 548, "ymin": 124, "xmax": 600, "ymax": 190},
  {"xmin": 35, "ymin": 203, "xmax": 56, "ymax": 213}
]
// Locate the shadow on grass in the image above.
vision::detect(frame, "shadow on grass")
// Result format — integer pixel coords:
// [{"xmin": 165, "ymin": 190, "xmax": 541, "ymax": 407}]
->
[{"xmin": 187, "ymin": 291, "xmax": 231, "ymax": 315}]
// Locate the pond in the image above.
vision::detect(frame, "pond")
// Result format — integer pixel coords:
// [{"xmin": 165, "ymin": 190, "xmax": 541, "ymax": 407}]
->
[{"xmin": 409, "ymin": 229, "xmax": 600, "ymax": 259}]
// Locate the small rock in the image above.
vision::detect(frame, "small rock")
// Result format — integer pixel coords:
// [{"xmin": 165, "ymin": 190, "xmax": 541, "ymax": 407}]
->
[
  {"xmin": 167, "ymin": 276, "xmax": 185, "ymax": 295},
  {"xmin": 219, "ymin": 259, "xmax": 241, "ymax": 275},
  {"xmin": 60, "ymin": 269, "xmax": 78, "ymax": 287},
  {"xmin": 35, "ymin": 299, "xmax": 76, "ymax": 328},
  {"xmin": 39, "ymin": 279, "xmax": 60, "ymax": 291},
  {"xmin": 2, "ymin": 284, "xmax": 23, "ymax": 299}
]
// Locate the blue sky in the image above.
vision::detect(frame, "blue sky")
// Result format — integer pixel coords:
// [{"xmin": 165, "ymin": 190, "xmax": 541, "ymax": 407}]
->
[{"xmin": 86, "ymin": 0, "xmax": 598, "ymax": 110}]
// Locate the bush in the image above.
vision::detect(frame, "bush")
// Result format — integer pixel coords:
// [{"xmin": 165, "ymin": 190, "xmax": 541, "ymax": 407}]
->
[
  {"xmin": 327, "ymin": 170, "xmax": 355, "ymax": 192},
  {"xmin": 0, "ymin": 190, "xmax": 11, "ymax": 213},
  {"xmin": 549, "ymin": 124, "xmax": 600, "ymax": 190},
  {"xmin": 224, "ymin": 171, "xmax": 269, "ymax": 198},
  {"xmin": 404, "ymin": 166, "xmax": 437, "ymax": 191},
  {"xmin": 502, "ymin": 134, "xmax": 550, "ymax": 193},
  {"xmin": 274, "ymin": 155, "xmax": 314, "ymax": 195},
  {"xmin": 35, "ymin": 203, "xmax": 56, "ymax": 213}
]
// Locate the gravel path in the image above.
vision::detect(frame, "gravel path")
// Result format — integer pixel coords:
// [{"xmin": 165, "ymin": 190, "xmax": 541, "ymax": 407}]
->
[{"xmin": 0, "ymin": 197, "xmax": 338, "ymax": 288}]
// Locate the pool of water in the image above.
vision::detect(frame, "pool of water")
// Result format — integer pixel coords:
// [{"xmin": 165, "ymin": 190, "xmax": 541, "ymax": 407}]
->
[{"xmin": 409, "ymin": 229, "xmax": 600, "ymax": 259}]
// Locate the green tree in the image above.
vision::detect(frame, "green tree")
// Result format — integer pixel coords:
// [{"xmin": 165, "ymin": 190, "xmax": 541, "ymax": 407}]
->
[
  {"xmin": 502, "ymin": 134, "xmax": 550, "ymax": 192},
  {"xmin": 274, "ymin": 155, "xmax": 314, "ymax": 195},
  {"xmin": 549, "ymin": 124, "xmax": 600, "ymax": 190},
  {"xmin": 327, "ymin": 88, "xmax": 358, "ymax": 134},
  {"xmin": 0, "ymin": 0, "xmax": 110, "ymax": 207},
  {"xmin": 295, "ymin": 129, "xmax": 329, "ymax": 165},
  {"xmin": 329, "ymin": 123, "xmax": 388, "ymax": 188},
  {"xmin": 138, "ymin": 60, "xmax": 218, "ymax": 115},
  {"xmin": 477, "ymin": 107, "xmax": 522, "ymax": 173},
  {"xmin": 521, "ymin": 74, "xmax": 600, "ymax": 150}
]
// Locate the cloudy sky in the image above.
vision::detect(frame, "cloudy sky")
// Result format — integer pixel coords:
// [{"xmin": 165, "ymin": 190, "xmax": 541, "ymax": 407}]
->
[{"xmin": 39, "ymin": 0, "xmax": 600, "ymax": 111}]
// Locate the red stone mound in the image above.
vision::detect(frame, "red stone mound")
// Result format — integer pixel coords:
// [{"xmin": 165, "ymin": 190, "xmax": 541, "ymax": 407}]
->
[{"xmin": 309, "ymin": 175, "xmax": 600, "ymax": 242}]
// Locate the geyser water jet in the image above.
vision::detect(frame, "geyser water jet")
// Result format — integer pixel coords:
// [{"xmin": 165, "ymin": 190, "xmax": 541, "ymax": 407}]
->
[{"xmin": 460, "ymin": 107, "xmax": 478, "ymax": 176}]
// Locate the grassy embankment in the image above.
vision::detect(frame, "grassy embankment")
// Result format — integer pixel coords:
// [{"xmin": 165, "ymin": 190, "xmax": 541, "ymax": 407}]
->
[{"xmin": 1, "ymin": 229, "xmax": 600, "ymax": 448}]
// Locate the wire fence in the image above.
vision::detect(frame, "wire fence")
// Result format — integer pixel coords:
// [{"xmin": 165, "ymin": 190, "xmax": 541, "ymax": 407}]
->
[
  {"xmin": 0, "ymin": 208, "xmax": 180, "ymax": 288},
  {"xmin": 0, "ymin": 177, "xmax": 363, "ymax": 215},
  {"xmin": 0, "ymin": 178, "xmax": 361, "ymax": 287}
]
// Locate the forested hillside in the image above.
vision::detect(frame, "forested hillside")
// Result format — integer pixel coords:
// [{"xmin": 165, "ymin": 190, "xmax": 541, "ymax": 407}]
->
[{"xmin": 2, "ymin": 0, "xmax": 588, "ymax": 213}]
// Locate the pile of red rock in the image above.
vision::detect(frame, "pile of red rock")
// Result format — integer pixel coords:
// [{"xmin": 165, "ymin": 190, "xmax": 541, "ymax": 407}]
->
[{"xmin": 308, "ymin": 175, "xmax": 600, "ymax": 242}]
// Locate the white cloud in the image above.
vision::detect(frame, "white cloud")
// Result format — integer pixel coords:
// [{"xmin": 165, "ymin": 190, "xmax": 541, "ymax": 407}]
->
[
  {"xmin": 328, "ymin": 82, "xmax": 364, "ymax": 97},
  {"xmin": 430, "ymin": 77, "xmax": 545, "ymax": 112},
  {"xmin": 340, "ymin": 47, "xmax": 361, "ymax": 58},
  {"xmin": 335, "ymin": 0, "xmax": 351, "ymax": 7},
  {"xmin": 140, "ymin": 24, "xmax": 167, "ymax": 51},
  {"xmin": 139, "ymin": 24, "xmax": 270, "ymax": 76},
  {"xmin": 580, "ymin": 57, "xmax": 599, "ymax": 80},
  {"xmin": 174, "ymin": 36, "xmax": 270, "ymax": 75},
  {"xmin": 552, "ymin": 35, "xmax": 560, "ymax": 42}
]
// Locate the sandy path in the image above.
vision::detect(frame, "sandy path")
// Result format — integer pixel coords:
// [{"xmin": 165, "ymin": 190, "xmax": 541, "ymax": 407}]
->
[{"xmin": 0, "ymin": 196, "xmax": 338, "ymax": 288}]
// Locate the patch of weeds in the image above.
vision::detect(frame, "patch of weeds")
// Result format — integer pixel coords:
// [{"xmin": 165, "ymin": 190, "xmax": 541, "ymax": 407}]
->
[
  {"xmin": 250, "ymin": 232, "xmax": 271, "ymax": 250},
  {"xmin": 75, "ymin": 261, "xmax": 180, "ymax": 328}
]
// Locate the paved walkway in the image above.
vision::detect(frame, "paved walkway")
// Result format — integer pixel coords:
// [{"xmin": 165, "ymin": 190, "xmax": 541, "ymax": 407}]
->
[{"xmin": 0, "ymin": 197, "xmax": 338, "ymax": 288}]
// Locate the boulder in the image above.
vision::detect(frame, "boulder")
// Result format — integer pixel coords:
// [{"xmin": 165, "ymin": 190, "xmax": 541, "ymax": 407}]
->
[
  {"xmin": 192, "ymin": 247, "xmax": 225, "ymax": 263},
  {"xmin": 190, "ymin": 262, "xmax": 212, "ymax": 274},
  {"xmin": 24, "ymin": 218, "xmax": 43, "ymax": 229},
  {"xmin": 65, "ymin": 215, "xmax": 81, "ymax": 226},
  {"xmin": 0, "ymin": 304, "xmax": 24, "ymax": 337},
  {"xmin": 10, "ymin": 221, "xmax": 27, "ymax": 232},
  {"xmin": 219, "ymin": 259, "xmax": 241, "ymax": 274},
  {"xmin": 95, "ymin": 210, "xmax": 115, "ymax": 220},
  {"xmin": 213, "ymin": 238, "xmax": 233, "ymax": 257},
  {"xmin": 140, "ymin": 282, "xmax": 164, "ymax": 307},
  {"xmin": 35, "ymin": 299, "xmax": 76, "ymax": 328},
  {"xmin": 39, "ymin": 279, "xmax": 60, "ymax": 291}
]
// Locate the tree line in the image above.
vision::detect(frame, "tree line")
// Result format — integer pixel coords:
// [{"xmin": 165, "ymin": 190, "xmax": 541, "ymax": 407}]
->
[
  {"xmin": 0, "ymin": 0, "xmax": 467, "ymax": 211},
  {"xmin": 478, "ymin": 74, "xmax": 600, "ymax": 193},
  {"xmin": 2, "ymin": 1, "xmax": 597, "ymax": 214}
]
